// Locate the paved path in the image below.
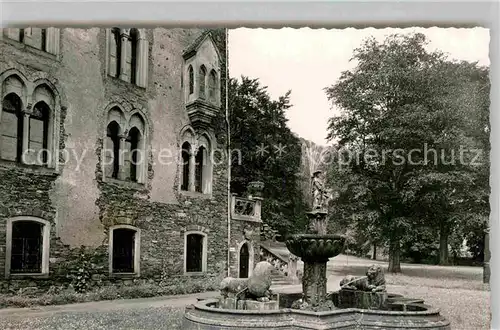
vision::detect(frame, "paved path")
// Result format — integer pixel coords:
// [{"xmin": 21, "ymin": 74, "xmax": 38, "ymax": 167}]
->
[
  {"xmin": 0, "ymin": 291, "xmax": 218, "ymax": 319},
  {"xmin": 0, "ymin": 291, "xmax": 220, "ymax": 330},
  {"xmin": 0, "ymin": 285, "xmax": 309, "ymax": 330}
]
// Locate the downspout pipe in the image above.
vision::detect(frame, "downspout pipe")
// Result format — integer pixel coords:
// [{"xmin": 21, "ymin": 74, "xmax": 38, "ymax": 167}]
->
[{"xmin": 225, "ymin": 28, "xmax": 232, "ymax": 277}]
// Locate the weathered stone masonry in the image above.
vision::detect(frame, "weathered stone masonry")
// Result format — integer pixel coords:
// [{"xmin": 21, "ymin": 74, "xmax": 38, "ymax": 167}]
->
[{"xmin": 0, "ymin": 27, "xmax": 229, "ymax": 293}]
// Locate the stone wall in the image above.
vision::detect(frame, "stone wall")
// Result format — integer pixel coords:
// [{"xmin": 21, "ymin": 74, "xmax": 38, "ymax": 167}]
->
[
  {"xmin": 0, "ymin": 27, "xmax": 229, "ymax": 293},
  {"xmin": 228, "ymin": 195, "xmax": 262, "ymax": 278},
  {"xmin": 228, "ymin": 219, "xmax": 261, "ymax": 278}
]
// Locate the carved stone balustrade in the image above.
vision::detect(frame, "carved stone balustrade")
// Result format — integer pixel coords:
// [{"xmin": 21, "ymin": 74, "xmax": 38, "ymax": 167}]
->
[
  {"xmin": 259, "ymin": 243, "xmax": 300, "ymax": 284},
  {"xmin": 231, "ymin": 195, "xmax": 262, "ymax": 223}
]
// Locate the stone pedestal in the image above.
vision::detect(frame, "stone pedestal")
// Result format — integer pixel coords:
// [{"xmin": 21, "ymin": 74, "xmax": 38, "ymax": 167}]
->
[
  {"xmin": 306, "ymin": 210, "xmax": 328, "ymax": 235},
  {"xmin": 287, "ymin": 255, "xmax": 300, "ymax": 284},
  {"xmin": 302, "ymin": 261, "xmax": 328, "ymax": 306}
]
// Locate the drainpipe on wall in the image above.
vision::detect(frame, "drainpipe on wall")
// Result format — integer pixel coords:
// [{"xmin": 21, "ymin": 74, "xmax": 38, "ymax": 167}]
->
[{"xmin": 225, "ymin": 27, "xmax": 232, "ymax": 277}]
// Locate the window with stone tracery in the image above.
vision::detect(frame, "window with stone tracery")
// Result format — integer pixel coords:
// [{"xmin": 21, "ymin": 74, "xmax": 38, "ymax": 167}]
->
[
  {"xmin": 106, "ymin": 28, "xmax": 148, "ymax": 87},
  {"xmin": 2, "ymin": 27, "xmax": 60, "ymax": 55},
  {"xmin": 104, "ymin": 107, "xmax": 147, "ymax": 184},
  {"xmin": 179, "ymin": 131, "xmax": 213, "ymax": 195},
  {"xmin": 0, "ymin": 75, "xmax": 57, "ymax": 168}
]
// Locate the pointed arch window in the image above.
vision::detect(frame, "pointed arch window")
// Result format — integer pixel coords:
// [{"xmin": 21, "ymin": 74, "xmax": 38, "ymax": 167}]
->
[
  {"xmin": 199, "ymin": 65, "xmax": 206, "ymax": 99},
  {"xmin": 195, "ymin": 146, "xmax": 205, "ymax": 193},
  {"xmin": 208, "ymin": 70, "xmax": 217, "ymax": 103},
  {"xmin": 29, "ymin": 102, "xmax": 50, "ymax": 166},
  {"xmin": 106, "ymin": 121, "xmax": 121, "ymax": 179},
  {"xmin": 104, "ymin": 109, "xmax": 147, "ymax": 184},
  {"xmin": 126, "ymin": 127, "xmax": 141, "ymax": 182},
  {"xmin": 239, "ymin": 243, "xmax": 250, "ymax": 278},
  {"xmin": 1, "ymin": 93, "xmax": 24, "ymax": 162},
  {"xmin": 181, "ymin": 142, "xmax": 191, "ymax": 191},
  {"xmin": 188, "ymin": 65, "xmax": 194, "ymax": 95}
]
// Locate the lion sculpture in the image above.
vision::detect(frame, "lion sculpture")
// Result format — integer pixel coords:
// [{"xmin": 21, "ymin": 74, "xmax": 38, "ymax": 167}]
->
[
  {"xmin": 339, "ymin": 264, "xmax": 386, "ymax": 293},
  {"xmin": 220, "ymin": 261, "xmax": 274, "ymax": 301}
]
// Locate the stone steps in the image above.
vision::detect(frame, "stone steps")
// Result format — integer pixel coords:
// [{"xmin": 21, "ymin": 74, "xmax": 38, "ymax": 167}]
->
[{"xmin": 271, "ymin": 272, "xmax": 294, "ymax": 285}]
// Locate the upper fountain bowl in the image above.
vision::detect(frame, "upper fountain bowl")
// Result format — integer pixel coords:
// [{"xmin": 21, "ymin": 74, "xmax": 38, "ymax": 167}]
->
[{"xmin": 285, "ymin": 234, "xmax": 346, "ymax": 262}]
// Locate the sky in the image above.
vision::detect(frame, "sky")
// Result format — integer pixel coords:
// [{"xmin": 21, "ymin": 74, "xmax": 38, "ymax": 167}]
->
[{"xmin": 228, "ymin": 27, "xmax": 490, "ymax": 146}]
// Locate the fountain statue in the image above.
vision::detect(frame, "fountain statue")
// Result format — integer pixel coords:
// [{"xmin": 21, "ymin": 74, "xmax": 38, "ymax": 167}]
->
[
  {"xmin": 311, "ymin": 170, "xmax": 331, "ymax": 211},
  {"xmin": 182, "ymin": 171, "xmax": 451, "ymax": 329},
  {"xmin": 285, "ymin": 169, "xmax": 345, "ymax": 311}
]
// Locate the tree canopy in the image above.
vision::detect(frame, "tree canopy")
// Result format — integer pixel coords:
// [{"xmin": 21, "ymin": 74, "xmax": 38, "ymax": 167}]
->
[
  {"xmin": 324, "ymin": 33, "xmax": 490, "ymax": 272},
  {"xmin": 229, "ymin": 76, "xmax": 308, "ymax": 238}
]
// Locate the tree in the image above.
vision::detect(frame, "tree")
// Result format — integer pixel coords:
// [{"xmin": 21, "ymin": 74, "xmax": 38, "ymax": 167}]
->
[
  {"xmin": 229, "ymin": 76, "xmax": 308, "ymax": 238},
  {"xmin": 324, "ymin": 33, "xmax": 489, "ymax": 272},
  {"xmin": 409, "ymin": 61, "xmax": 490, "ymax": 265}
]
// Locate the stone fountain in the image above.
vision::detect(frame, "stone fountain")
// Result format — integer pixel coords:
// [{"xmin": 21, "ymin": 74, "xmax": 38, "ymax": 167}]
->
[
  {"xmin": 182, "ymin": 171, "xmax": 451, "ymax": 329},
  {"xmin": 285, "ymin": 170, "xmax": 345, "ymax": 311}
]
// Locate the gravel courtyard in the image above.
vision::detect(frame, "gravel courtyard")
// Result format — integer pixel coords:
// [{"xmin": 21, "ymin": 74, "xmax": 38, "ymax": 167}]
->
[{"xmin": 0, "ymin": 255, "xmax": 490, "ymax": 330}]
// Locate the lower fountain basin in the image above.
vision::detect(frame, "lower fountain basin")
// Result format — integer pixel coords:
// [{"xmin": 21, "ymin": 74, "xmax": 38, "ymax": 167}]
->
[
  {"xmin": 285, "ymin": 234, "xmax": 346, "ymax": 262},
  {"xmin": 182, "ymin": 295, "xmax": 451, "ymax": 330}
]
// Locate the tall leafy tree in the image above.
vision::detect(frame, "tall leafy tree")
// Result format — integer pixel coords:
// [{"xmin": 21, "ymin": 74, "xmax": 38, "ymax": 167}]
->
[
  {"xmin": 324, "ymin": 33, "xmax": 489, "ymax": 272},
  {"xmin": 229, "ymin": 76, "xmax": 308, "ymax": 237}
]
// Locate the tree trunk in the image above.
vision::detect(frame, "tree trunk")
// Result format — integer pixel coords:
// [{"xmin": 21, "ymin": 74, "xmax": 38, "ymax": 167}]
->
[
  {"xmin": 388, "ymin": 238, "xmax": 401, "ymax": 273},
  {"xmin": 439, "ymin": 225, "xmax": 449, "ymax": 265},
  {"xmin": 372, "ymin": 243, "xmax": 377, "ymax": 260}
]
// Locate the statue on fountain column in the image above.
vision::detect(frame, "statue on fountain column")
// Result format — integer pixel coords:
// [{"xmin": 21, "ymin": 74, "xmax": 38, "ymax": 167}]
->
[{"xmin": 311, "ymin": 171, "xmax": 332, "ymax": 211}]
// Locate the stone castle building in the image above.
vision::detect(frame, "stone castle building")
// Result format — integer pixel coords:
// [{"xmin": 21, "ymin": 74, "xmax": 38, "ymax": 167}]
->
[{"xmin": 0, "ymin": 26, "xmax": 262, "ymax": 292}]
